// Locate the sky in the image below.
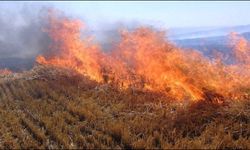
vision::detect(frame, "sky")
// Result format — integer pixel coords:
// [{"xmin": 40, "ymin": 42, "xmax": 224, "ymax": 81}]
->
[
  {"xmin": 0, "ymin": 1, "xmax": 250, "ymax": 60},
  {"xmin": 1, "ymin": 1, "xmax": 249, "ymax": 29}
]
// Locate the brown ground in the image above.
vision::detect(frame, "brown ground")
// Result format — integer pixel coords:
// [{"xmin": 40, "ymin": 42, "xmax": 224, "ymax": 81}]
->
[{"xmin": 0, "ymin": 65, "xmax": 249, "ymax": 149}]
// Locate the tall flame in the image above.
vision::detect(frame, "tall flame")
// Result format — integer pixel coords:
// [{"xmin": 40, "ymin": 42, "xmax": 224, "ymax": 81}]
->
[
  {"xmin": 36, "ymin": 11, "xmax": 250, "ymax": 101},
  {"xmin": 37, "ymin": 10, "xmax": 104, "ymax": 82}
]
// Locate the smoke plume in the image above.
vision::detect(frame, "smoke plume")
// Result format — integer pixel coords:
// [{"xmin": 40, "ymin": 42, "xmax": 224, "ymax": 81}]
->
[{"xmin": 0, "ymin": 3, "xmax": 52, "ymax": 71}]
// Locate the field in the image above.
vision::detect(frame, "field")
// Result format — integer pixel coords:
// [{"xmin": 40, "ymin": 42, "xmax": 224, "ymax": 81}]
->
[{"xmin": 0, "ymin": 65, "xmax": 249, "ymax": 149}]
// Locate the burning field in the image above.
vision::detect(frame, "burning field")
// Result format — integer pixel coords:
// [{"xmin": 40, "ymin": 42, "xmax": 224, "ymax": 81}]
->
[
  {"xmin": 0, "ymin": 10, "xmax": 250, "ymax": 149},
  {"xmin": 36, "ymin": 11, "xmax": 250, "ymax": 102}
]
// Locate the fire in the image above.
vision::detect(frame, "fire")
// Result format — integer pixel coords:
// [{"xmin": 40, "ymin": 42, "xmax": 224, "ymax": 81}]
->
[
  {"xmin": 36, "ymin": 11, "xmax": 250, "ymax": 101},
  {"xmin": 0, "ymin": 68, "xmax": 12, "ymax": 75},
  {"xmin": 37, "ymin": 10, "xmax": 104, "ymax": 82},
  {"xmin": 229, "ymin": 32, "xmax": 250, "ymax": 65}
]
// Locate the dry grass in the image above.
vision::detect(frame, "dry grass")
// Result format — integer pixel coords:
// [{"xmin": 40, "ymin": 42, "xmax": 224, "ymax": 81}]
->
[{"xmin": 0, "ymin": 65, "xmax": 249, "ymax": 149}]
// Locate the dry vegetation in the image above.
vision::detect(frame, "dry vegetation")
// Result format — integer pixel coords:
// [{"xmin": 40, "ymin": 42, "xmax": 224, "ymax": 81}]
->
[{"xmin": 0, "ymin": 65, "xmax": 249, "ymax": 149}]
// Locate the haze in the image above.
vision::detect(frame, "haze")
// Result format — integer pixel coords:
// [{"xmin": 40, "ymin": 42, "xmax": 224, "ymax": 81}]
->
[{"xmin": 0, "ymin": 1, "xmax": 250, "ymax": 70}]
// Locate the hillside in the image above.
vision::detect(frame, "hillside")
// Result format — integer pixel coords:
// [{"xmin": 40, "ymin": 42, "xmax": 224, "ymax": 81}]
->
[
  {"xmin": 0, "ymin": 65, "xmax": 249, "ymax": 149},
  {"xmin": 174, "ymin": 31, "xmax": 250, "ymax": 57}
]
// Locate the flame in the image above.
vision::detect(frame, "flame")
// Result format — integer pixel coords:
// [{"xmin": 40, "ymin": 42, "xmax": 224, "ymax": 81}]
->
[
  {"xmin": 229, "ymin": 32, "xmax": 250, "ymax": 65},
  {"xmin": 37, "ymin": 10, "xmax": 104, "ymax": 82},
  {"xmin": 0, "ymin": 68, "xmax": 12, "ymax": 75},
  {"xmin": 36, "ymin": 12, "xmax": 250, "ymax": 101}
]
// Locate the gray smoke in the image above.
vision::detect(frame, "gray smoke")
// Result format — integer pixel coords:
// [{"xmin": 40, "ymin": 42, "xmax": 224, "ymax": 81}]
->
[
  {"xmin": 0, "ymin": 2, "xmax": 159, "ymax": 71},
  {"xmin": 0, "ymin": 4, "xmax": 52, "ymax": 58},
  {"xmin": 92, "ymin": 21, "xmax": 158, "ymax": 52},
  {"xmin": 0, "ymin": 3, "xmax": 52, "ymax": 71}
]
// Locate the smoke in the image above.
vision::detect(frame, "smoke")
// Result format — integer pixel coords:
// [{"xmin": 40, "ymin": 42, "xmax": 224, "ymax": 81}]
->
[
  {"xmin": 0, "ymin": 4, "xmax": 52, "ymax": 59},
  {"xmin": 0, "ymin": 3, "xmax": 52, "ymax": 71},
  {"xmin": 92, "ymin": 21, "xmax": 166, "ymax": 52},
  {"xmin": 0, "ymin": 3, "xmax": 164, "ymax": 71}
]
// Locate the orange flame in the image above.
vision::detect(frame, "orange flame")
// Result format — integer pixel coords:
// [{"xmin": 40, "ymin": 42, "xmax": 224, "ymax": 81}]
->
[
  {"xmin": 36, "ymin": 12, "xmax": 250, "ymax": 101},
  {"xmin": 37, "ymin": 10, "xmax": 104, "ymax": 82},
  {"xmin": 0, "ymin": 68, "xmax": 12, "ymax": 75},
  {"xmin": 229, "ymin": 32, "xmax": 250, "ymax": 65}
]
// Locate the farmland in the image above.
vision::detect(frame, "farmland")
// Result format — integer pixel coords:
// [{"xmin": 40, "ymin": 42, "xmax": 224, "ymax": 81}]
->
[{"xmin": 0, "ymin": 65, "xmax": 249, "ymax": 149}]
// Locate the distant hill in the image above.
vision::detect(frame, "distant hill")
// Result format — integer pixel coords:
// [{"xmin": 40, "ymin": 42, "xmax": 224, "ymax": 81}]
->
[
  {"xmin": 173, "ymin": 32, "xmax": 250, "ymax": 57},
  {"xmin": 169, "ymin": 25, "xmax": 250, "ymax": 40}
]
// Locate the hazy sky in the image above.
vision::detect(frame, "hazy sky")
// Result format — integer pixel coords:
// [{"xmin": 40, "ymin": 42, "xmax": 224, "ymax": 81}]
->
[
  {"xmin": 1, "ymin": 1, "xmax": 249, "ymax": 29},
  {"xmin": 0, "ymin": 1, "xmax": 249, "ymax": 60}
]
